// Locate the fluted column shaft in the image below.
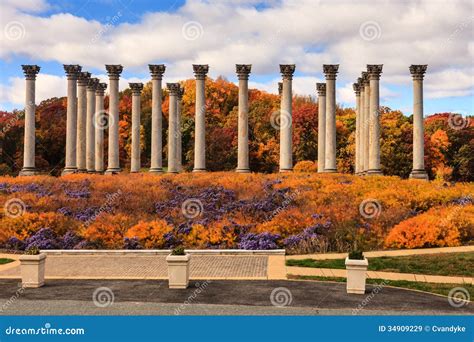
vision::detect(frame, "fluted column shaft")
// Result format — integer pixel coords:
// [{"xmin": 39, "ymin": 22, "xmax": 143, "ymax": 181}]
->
[
  {"xmin": 176, "ymin": 87, "xmax": 184, "ymax": 172},
  {"xmin": 62, "ymin": 64, "xmax": 81, "ymax": 175},
  {"xmin": 167, "ymin": 83, "xmax": 180, "ymax": 173},
  {"xmin": 279, "ymin": 64, "xmax": 295, "ymax": 172},
  {"xmin": 323, "ymin": 64, "xmax": 339, "ymax": 172},
  {"xmin": 130, "ymin": 83, "xmax": 143, "ymax": 173},
  {"xmin": 149, "ymin": 65, "xmax": 166, "ymax": 173},
  {"xmin": 363, "ymin": 75, "xmax": 370, "ymax": 173},
  {"xmin": 367, "ymin": 65, "xmax": 383, "ymax": 175},
  {"xmin": 193, "ymin": 64, "xmax": 209, "ymax": 172},
  {"xmin": 76, "ymin": 72, "xmax": 89, "ymax": 172},
  {"xmin": 353, "ymin": 81, "xmax": 362, "ymax": 174},
  {"xmin": 19, "ymin": 65, "xmax": 40, "ymax": 176},
  {"xmin": 409, "ymin": 65, "xmax": 429, "ymax": 180},
  {"xmin": 86, "ymin": 78, "xmax": 98, "ymax": 172},
  {"xmin": 94, "ymin": 83, "xmax": 107, "ymax": 173},
  {"xmin": 236, "ymin": 64, "xmax": 252, "ymax": 172},
  {"xmin": 105, "ymin": 65, "xmax": 123, "ymax": 174},
  {"xmin": 316, "ymin": 83, "xmax": 326, "ymax": 173}
]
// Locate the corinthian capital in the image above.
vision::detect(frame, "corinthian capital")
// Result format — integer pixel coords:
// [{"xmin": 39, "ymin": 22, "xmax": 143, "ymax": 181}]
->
[
  {"xmin": 167, "ymin": 82, "xmax": 180, "ymax": 95},
  {"xmin": 96, "ymin": 83, "xmax": 107, "ymax": 95},
  {"xmin": 193, "ymin": 64, "xmax": 209, "ymax": 79},
  {"xmin": 78, "ymin": 72, "xmax": 91, "ymax": 86},
  {"xmin": 367, "ymin": 64, "xmax": 383, "ymax": 80},
  {"xmin": 353, "ymin": 82, "xmax": 361, "ymax": 95},
  {"xmin": 278, "ymin": 82, "xmax": 283, "ymax": 95},
  {"xmin": 409, "ymin": 65, "xmax": 428, "ymax": 80},
  {"xmin": 316, "ymin": 83, "xmax": 326, "ymax": 96},
  {"xmin": 129, "ymin": 83, "xmax": 144, "ymax": 95},
  {"xmin": 361, "ymin": 71, "xmax": 370, "ymax": 86},
  {"xmin": 63, "ymin": 64, "xmax": 82, "ymax": 80},
  {"xmin": 323, "ymin": 64, "xmax": 339, "ymax": 80},
  {"xmin": 105, "ymin": 64, "xmax": 123, "ymax": 79},
  {"xmin": 280, "ymin": 64, "xmax": 295, "ymax": 80},
  {"xmin": 22, "ymin": 65, "xmax": 40, "ymax": 80},
  {"xmin": 87, "ymin": 77, "xmax": 100, "ymax": 91},
  {"xmin": 149, "ymin": 64, "xmax": 166, "ymax": 80},
  {"xmin": 236, "ymin": 64, "xmax": 252, "ymax": 80},
  {"xmin": 178, "ymin": 85, "xmax": 185, "ymax": 99}
]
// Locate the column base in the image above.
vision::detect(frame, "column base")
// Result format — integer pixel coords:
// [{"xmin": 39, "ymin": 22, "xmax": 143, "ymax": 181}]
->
[
  {"xmin": 410, "ymin": 169, "xmax": 429, "ymax": 180},
  {"xmin": 95, "ymin": 170, "xmax": 105, "ymax": 175},
  {"xmin": 279, "ymin": 168, "xmax": 293, "ymax": 173},
  {"xmin": 76, "ymin": 169, "xmax": 88, "ymax": 173},
  {"xmin": 105, "ymin": 168, "xmax": 122, "ymax": 175},
  {"xmin": 61, "ymin": 167, "xmax": 77, "ymax": 176},
  {"xmin": 87, "ymin": 169, "xmax": 97, "ymax": 174},
  {"xmin": 323, "ymin": 168, "xmax": 337, "ymax": 173},
  {"xmin": 149, "ymin": 168, "xmax": 164, "ymax": 174},
  {"xmin": 236, "ymin": 168, "xmax": 251, "ymax": 173},
  {"xmin": 367, "ymin": 169, "xmax": 383, "ymax": 176},
  {"xmin": 19, "ymin": 167, "xmax": 37, "ymax": 176},
  {"xmin": 192, "ymin": 168, "xmax": 207, "ymax": 173},
  {"xmin": 167, "ymin": 170, "xmax": 179, "ymax": 174}
]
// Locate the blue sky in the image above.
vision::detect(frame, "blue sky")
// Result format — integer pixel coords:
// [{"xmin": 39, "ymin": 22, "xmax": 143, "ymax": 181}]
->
[{"xmin": 0, "ymin": 0, "xmax": 472, "ymax": 116}]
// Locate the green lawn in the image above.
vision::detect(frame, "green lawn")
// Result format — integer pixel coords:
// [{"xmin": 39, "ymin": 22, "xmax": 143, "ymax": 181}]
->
[
  {"xmin": 286, "ymin": 252, "xmax": 474, "ymax": 277},
  {"xmin": 288, "ymin": 274, "xmax": 474, "ymax": 298},
  {"xmin": 0, "ymin": 258, "xmax": 14, "ymax": 265}
]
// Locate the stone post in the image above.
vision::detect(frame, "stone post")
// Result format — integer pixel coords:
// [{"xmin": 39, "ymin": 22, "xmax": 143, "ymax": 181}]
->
[
  {"xmin": 94, "ymin": 83, "xmax": 107, "ymax": 173},
  {"xmin": 362, "ymin": 71, "xmax": 370, "ymax": 174},
  {"xmin": 176, "ymin": 86, "xmax": 184, "ymax": 172},
  {"xmin": 316, "ymin": 83, "xmax": 326, "ymax": 173},
  {"xmin": 86, "ymin": 77, "xmax": 99, "ymax": 173},
  {"xmin": 76, "ymin": 71, "xmax": 90, "ymax": 172},
  {"xmin": 19, "ymin": 65, "xmax": 40, "ymax": 176},
  {"xmin": 167, "ymin": 83, "xmax": 180, "ymax": 173},
  {"xmin": 193, "ymin": 64, "xmax": 209, "ymax": 172},
  {"xmin": 367, "ymin": 64, "xmax": 383, "ymax": 175},
  {"xmin": 236, "ymin": 64, "xmax": 252, "ymax": 173},
  {"xmin": 353, "ymin": 81, "xmax": 361, "ymax": 174},
  {"xmin": 149, "ymin": 64, "xmax": 166, "ymax": 173},
  {"xmin": 105, "ymin": 65, "xmax": 123, "ymax": 174},
  {"xmin": 62, "ymin": 64, "xmax": 82, "ymax": 175},
  {"xmin": 323, "ymin": 64, "xmax": 339, "ymax": 172},
  {"xmin": 409, "ymin": 65, "xmax": 429, "ymax": 180},
  {"xmin": 130, "ymin": 83, "xmax": 143, "ymax": 173},
  {"xmin": 279, "ymin": 64, "xmax": 295, "ymax": 172}
]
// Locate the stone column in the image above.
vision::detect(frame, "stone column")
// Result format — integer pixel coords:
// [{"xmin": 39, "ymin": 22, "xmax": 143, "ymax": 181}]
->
[
  {"xmin": 193, "ymin": 64, "xmax": 209, "ymax": 172},
  {"xmin": 19, "ymin": 65, "xmax": 40, "ymax": 176},
  {"xmin": 323, "ymin": 64, "xmax": 339, "ymax": 172},
  {"xmin": 279, "ymin": 64, "xmax": 295, "ymax": 172},
  {"xmin": 316, "ymin": 83, "xmax": 326, "ymax": 173},
  {"xmin": 105, "ymin": 65, "xmax": 123, "ymax": 174},
  {"xmin": 236, "ymin": 64, "xmax": 252, "ymax": 173},
  {"xmin": 167, "ymin": 83, "xmax": 180, "ymax": 173},
  {"xmin": 62, "ymin": 64, "xmax": 82, "ymax": 175},
  {"xmin": 94, "ymin": 83, "xmax": 107, "ymax": 173},
  {"xmin": 367, "ymin": 64, "xmax": 383, "ymax": 175},
  {"xmin": 362, "ymin": 72, "xmax": 370, "ymax": 174},
  {"xmin": 409, "ymin": 65, "xmax": 429, "ymax": 180},
  {"xmin": 86, "ymin": 77, "xmax": 99, "ymax": 173},
  {"xmin": 176, "ymin": 86, "xmax": 184, "ymax": 172},
  {"xmin": 129, "ymin": 83, "xmax": 144, "ymax": 173},
  {"xmin": 76, "ymin": 72, "xmax": 90, "ymax": 172},
  {"xmin": 149, "ymin": 64, "xmax": 166, "ymax": 173},
  {"xmin": 353, "ymin": 81, "xmax": 361, "ymax": 174}
]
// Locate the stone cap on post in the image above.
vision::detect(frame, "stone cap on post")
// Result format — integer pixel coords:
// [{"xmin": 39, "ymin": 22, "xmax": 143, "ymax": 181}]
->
[
  {"xmin": 63, "ymin": 65, "xmax": 82, "ymax": 80},
  {"xmin": 361, "ymin": 71, "xmax": 370, "ymax": 86},
  {"xmin": 236, "ymin": 64, "xmax": 252, "ymax": 80},
  {"xmin": 280, "ymin": 64, "xmax": 295, "ymax": 80},
  {"xmin": 409, "ymin": 64, "xmax": 428, "ymax": 80},
  {"xmin": 96, "ymin": 83, "xmax": 107, "ymax": 96},
  {"xmin": 22, "ymin": 65, "xmax": 41, "ymax": 80},
  {"xmin": 87, "ymin": 77, "xmax": 100, "ymax": 91},
  {"xmin": 178, "ymin": 85, "xmax": 185, "ymax": 99},
  {"xmin": 316, "ymin": 83, "xmax": 326, "ymax": 96},
  {"xmin": 105, "ymin": 65, "xmax": 123, "ymax": 80},
  {"xmin": 149, "ymin": 64, "xmax": 166, "ymax": 80},
  {"xmin": 167, "ymin": 82, "xmax": 181, "ymax": 95},
  {"xmin": 353, "ymin": 82, "xmax": 361, "ymax": 95},
  {"xmin": 278, "ymin": 82, "xmax": 283, "ymax": 95},
  {"xmin": 78, "ymin": 72, "xmax": 91, "ymax": 86},
  {"xmin": 129, "ymin": 83, "xmax": 144, "ymax": 95},
  {"xmin": 323, "ymin": 64, "xmax": 339, "ymax": 80},
  {"xmin": 367, "ymin": 64, "xmax": 383, "ymax": 80},
  {"xmin": 193, "ymin": 64, "xmax": 209, "ymax": 80}
]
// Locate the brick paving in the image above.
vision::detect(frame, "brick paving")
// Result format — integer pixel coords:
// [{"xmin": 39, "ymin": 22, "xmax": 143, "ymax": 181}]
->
[{"xmin": 0, "ymin": 255, "xmax": 268, "ymax": 279}]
